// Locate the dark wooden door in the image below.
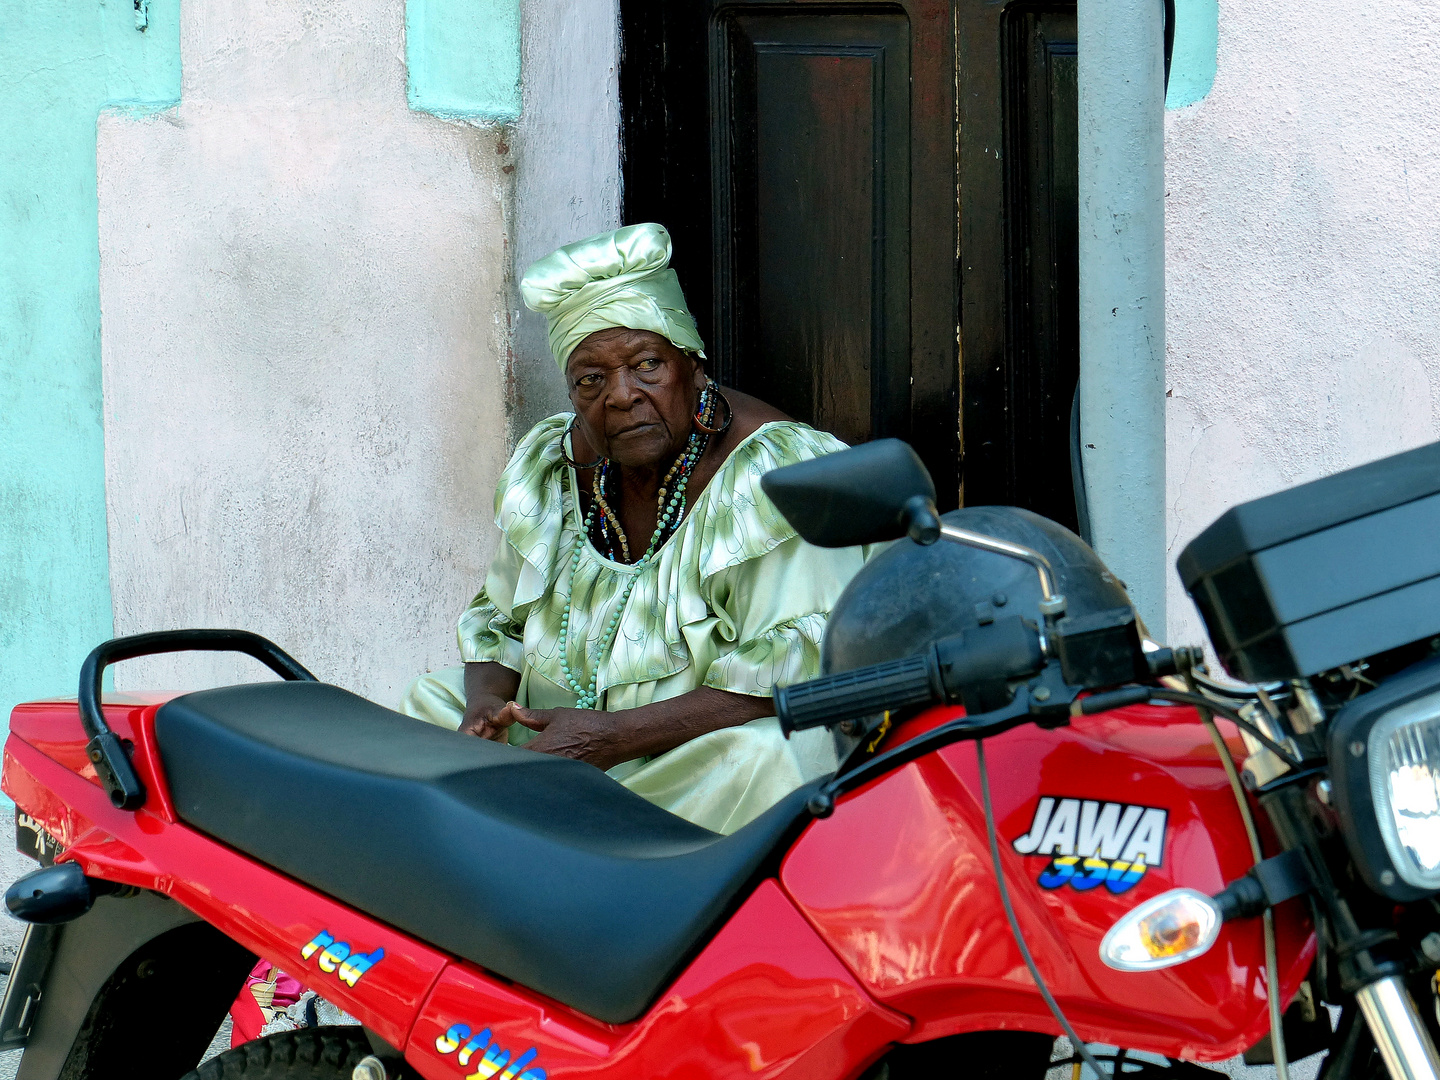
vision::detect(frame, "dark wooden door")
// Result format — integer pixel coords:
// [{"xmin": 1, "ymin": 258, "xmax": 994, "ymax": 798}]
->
[{"xmin": 621, "ymin": 0, "xmax": 1078, "ymax": 526}]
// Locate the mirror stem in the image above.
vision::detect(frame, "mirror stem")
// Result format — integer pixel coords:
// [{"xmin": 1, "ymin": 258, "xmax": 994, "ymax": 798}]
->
[
  {"xmin": 901, "ymin": 496, "xmax": 942, "ymax": 545},
  {"xmin": 937, "ymin": 523, "xmax": 1067, "ymax": 618}
]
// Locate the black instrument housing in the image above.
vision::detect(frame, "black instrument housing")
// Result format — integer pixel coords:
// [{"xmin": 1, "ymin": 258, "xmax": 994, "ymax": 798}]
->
[{"xmin": 1178, "ymin": 441, "xmax": 1440, "ymax": 683}]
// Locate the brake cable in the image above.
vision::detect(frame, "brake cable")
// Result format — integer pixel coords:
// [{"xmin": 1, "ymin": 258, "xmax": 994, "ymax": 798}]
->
[
  {"xmin": 975, "ymin": 739, "xmax": 1113, "ymax": 1078},
  {"xmin": 1169, "ymin": 675, "xmax": 1291, "ymax": 1080},
  {"xmin": 1145, "ymin": 687, "xmax": 1303, "ymax": 769}
]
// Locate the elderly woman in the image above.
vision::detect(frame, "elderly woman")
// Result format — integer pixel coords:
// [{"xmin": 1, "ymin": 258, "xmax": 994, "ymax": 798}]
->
[{"xmin": 401, "ymin": 223, "xmax": 866, "ymax": 834}]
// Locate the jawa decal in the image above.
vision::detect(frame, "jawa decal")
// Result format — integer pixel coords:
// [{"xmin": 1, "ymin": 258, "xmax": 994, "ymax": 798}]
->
[
  {"xmin": 1011, "ymin": 796, "xmax": 1168, "ymax": 895},
  {"xmin": 434, "ymin": 1023, "xmax": 545, "ymax": 1080},
  {"xmin": 300, "ymin": 930, "xmax": 385, "ymax": 987}
]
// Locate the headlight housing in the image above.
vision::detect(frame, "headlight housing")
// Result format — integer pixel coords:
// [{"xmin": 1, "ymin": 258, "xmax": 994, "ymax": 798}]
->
[{"xmin": 1330, "ymin": 658, "xmax": 1440, "ymax": 900}]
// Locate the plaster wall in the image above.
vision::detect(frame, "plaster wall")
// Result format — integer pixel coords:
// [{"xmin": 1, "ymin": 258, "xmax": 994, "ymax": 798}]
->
[
  {"xmin": 508, "ymin": 0, "xmax": 623, "ymax": 434},
  {"xmin": 97, "ymin": 0, "xmax": 513, "ymax": 700},
  {"xmin": 1164, "ymin": 0, "xmax": 1440, "ymax": 649}
]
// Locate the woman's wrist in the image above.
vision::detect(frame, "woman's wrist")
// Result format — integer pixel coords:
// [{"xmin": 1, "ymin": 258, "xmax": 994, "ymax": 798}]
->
[
  {"xmin": 606, "ymin": 690, "xmax": 772, "ymax": 760},
  {"xmin": 600, "ymin": 702, "xmax": 691, "ymax": 761},
  {"xmin": 463, "ymin": 661, "xmax": 521, "ymax": 713},
  {"xmin": 464, "ymin": 691, "xmax": 509, "ymax": 721}
]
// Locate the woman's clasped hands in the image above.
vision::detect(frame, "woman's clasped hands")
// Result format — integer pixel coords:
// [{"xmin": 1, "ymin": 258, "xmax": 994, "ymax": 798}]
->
[{"xmin": 460, "ymin": 698, "xmax": 634, "ymax": 772}]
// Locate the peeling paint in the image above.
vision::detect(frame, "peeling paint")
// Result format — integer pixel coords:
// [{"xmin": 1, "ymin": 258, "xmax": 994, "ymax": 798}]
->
[{"xmin": 1165, "ymin": 0, "xmax": 1218, "ymax": 110}]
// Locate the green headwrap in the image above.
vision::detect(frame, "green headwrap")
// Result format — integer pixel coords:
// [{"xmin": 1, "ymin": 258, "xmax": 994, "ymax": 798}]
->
[{"xmin": 520, "ymin": 223, "xmax": 707, "ymax": 371}]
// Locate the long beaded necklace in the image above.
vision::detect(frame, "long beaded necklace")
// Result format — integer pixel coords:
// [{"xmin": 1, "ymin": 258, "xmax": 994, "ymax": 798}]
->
[{"xmin": 558, "ymin": 383, "xmax": 718, "ymax": 710}]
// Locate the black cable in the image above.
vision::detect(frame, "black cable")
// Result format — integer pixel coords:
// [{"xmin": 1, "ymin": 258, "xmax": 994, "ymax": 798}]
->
[
  {"xmin": 976, "ymin": 740, "xmax": 1112, "ymax": 1078},
  {"xmin": 1147, "ymin": 688, "xmax": 1303, "ymax": 768},
  {"xmin": 1069, "ymin": 385, "xmax": 1093, "ymax": 547}
]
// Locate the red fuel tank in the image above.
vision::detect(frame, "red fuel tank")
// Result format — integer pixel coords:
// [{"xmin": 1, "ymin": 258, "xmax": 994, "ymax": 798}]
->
[{"xmin": 779, "ymin": 702, "xmax": 1316, "ymax": 1062}]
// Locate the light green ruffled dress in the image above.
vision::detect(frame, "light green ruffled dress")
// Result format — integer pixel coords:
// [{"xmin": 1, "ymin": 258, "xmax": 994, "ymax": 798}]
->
[{"xmin": 401, "ymin": 413, "xmax": 867, "ymax": 834}]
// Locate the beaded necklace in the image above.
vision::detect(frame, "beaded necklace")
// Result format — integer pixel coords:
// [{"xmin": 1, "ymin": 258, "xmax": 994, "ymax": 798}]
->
[
  {"xmin": 589, "ymin": 383, "xmax": 718, "ymax": 560},
  {"xmin": 558, "ymin": 383, "xmax": 718, "ymax": 710}
]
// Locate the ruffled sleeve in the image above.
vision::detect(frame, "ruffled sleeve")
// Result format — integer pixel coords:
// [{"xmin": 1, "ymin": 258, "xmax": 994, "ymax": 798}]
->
[
  {"xmin": 701, "ymin": 536, "xmax": 865, "ymax": 696},
  {"xmin": 695, "ymin": 423, "xmax": 868, "ymax": 697},
  {"xmin": 456, "ymin": 539, "xmax": 527, "ymax": 670},
  {"xmin": 455, "ymin": 413, "xmax": 572, "ymax": 668}
]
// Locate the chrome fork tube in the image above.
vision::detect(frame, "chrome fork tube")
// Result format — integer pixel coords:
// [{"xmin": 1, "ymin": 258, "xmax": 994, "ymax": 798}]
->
[{"xmin": 1357, "ymin": 976, "xmax": 1440, "ymax": 1080}]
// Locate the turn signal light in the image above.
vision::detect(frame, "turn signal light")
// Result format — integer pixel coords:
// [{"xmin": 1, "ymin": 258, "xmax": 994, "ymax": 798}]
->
[{"xmin": 1100, "ymin": 888, "xmax": 1222, "ymax": 972}]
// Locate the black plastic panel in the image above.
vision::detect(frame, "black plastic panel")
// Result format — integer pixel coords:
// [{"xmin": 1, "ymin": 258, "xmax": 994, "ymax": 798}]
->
[{"xmin": 1178, "ymin": 441, "xmax": 1440, "ymax": 682}]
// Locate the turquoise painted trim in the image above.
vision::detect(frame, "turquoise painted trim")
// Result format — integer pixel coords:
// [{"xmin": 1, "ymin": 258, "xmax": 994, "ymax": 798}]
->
[
  {"xmin": 0, "ymin": 0, "xmax": 180, "ymax": 784},
  {"xmin": 1166, "ymin": 0, "xmax": 1218, "ymax": 109},
  {"xmin": 407, "ymin": 0, "xmax": 522, "ymax": 121}
]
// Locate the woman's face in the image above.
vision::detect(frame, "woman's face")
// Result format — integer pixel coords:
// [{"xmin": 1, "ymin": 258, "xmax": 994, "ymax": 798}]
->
[{"xmin": 566, "ymin": 328, "xmax": 706, "ymax": 469}]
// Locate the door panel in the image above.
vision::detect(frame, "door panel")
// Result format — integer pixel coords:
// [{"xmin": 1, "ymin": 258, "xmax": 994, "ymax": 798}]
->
[
  {"xmin": 1005, "ymin": 6, "xmax": 1080, "ymax": 529},
  {"xmin": 960, "ymin": 2, "xmax": 1079, "ymax": 528},
  {"xmin": 715, "ymin": 11, "xmax": 910, "ymax": 448}
]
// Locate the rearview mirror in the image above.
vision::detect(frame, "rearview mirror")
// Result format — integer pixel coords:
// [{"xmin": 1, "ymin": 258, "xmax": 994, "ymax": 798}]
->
[{"xmin": 761, "ymin": 439, "xmax": 941, "ymax": 547}]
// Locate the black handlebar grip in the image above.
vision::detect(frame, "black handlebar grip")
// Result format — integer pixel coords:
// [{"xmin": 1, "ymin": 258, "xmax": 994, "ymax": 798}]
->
[{"xmin": 776, "ymin": 653, "xmax": 943, "ymax": 735}]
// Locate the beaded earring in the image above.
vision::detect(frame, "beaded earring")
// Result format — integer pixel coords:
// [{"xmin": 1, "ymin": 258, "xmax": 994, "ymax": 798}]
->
[{"xmin": 693, "ymin": 379, "xmax": 733, "ymax": 437}]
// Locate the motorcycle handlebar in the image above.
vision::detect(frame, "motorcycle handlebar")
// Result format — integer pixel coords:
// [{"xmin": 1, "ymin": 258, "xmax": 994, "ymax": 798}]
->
[
  {"xmin": 776, "ymin": 616, "xmax": 1048, "ymax": 735},
  {"xmin": 776, "ymin": 653, "xmax": 942, "ymax": 734}
]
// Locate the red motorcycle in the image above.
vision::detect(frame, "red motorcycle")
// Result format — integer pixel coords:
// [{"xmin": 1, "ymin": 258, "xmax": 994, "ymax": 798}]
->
[{"xmin": 5, "ymin": 437, "xmax": 1440, "ymax": 1080}]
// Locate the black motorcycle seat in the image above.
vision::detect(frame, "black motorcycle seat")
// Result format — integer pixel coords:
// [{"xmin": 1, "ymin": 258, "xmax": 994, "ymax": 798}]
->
[{"xmin": 153, "ymin": 682, "xmax": 821, "ymax": 1024}]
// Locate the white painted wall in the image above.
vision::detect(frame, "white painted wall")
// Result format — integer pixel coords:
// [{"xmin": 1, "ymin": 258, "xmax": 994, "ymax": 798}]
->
[
  {"xmin": 509, "ymin": 0, "xmax": 622, "ymax": 433},
  {"xmin": 1164, "ymin": 0, "xmax": 1440, "ymax": 651},
  {"xmin": 97, "ymin": 0, "xmax": 511, "ymax": 701}
]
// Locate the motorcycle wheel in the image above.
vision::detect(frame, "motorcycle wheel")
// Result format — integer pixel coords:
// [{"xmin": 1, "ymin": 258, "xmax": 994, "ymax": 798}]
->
[{"xmin": 181, "ymin": 1027, "xmax": 372, "ymax": 1080}]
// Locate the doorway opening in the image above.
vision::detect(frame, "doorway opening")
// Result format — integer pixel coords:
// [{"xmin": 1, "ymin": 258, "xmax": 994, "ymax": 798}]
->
[{"xmin": 619, "ymin": 0, "xmax": 1079, "ymax": 529}]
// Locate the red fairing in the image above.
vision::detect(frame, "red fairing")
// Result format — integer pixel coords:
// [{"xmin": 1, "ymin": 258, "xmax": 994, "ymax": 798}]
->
[
  {"xmin": 409, "ymin": 881, "xmax": 909, "ymax": 1080},
  {"xmin": 5, "ymin": 693, "xmax": 1314, "ymax": 1074},
  {"xmin": 780, "ymin": 702, "xmax": 1316, "ymax": 1062},
  {"xmin": 3, "ymin": 717, "xmax": 448, "ymax": 1049},
  {"xmin": 5, "ymin": 701, "xmax": 908, "ymax": 1078}
]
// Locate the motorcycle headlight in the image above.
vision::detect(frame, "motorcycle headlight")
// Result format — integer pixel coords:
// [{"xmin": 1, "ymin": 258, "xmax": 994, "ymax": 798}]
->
[
  {"xmin": 1373, "ymin": 696, "xmax": 1440, "ymax": 888},
  {"xmin": 1330, "ymin": 661, "xmax": 1440, "ymax": 901}
]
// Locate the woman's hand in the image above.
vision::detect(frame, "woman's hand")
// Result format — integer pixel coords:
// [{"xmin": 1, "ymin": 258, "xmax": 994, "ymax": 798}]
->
[
  {"xmin": 494, "ymin": 688, "xmax": 775, "ymax": 771},
  {"xmin": 459, "ymin": 662, "xmax": 521, "ymax": 742},
  {"xmin": 457, "ymin": 671, "xmax": 773, "ymax": 771},
  {"xmin": 459, "ymin": 693, "xmax": 514, "ymax": 742},
  {"xmin": 493, "ymin": 703, "xmax": 636, "ymax": 772}
]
